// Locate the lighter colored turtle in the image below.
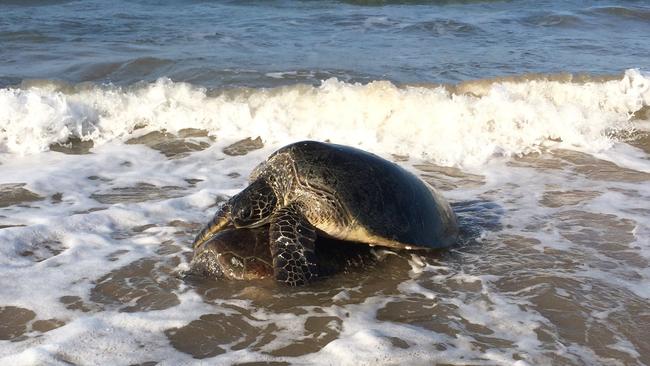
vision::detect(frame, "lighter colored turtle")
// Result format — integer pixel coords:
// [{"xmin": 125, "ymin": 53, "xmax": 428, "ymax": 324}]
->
[
  {"xmin": 193, "ymin": 141, "xmax": 457, "ymax": 286},
  {"xmin": 190, "ymin": 226, "xmax": 376, "ymax": 281},
  {"xmin": 191, "ymin": 228, "xmax": 273, "ymax": 281}
]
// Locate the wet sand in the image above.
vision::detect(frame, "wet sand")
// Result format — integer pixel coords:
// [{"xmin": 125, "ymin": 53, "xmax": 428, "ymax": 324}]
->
[{"xmin": 2, "ymin": 135, "xmax": 648, "ymax": 364}]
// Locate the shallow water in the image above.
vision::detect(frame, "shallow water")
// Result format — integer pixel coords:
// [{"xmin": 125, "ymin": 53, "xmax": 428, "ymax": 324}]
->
[
  {"xmin": 1, "ymin": 0, "xmax": 650, "ymax": 365},
  {"xmin": 1, "ymin": 129, "xmax": 649, "ymax": 365}
]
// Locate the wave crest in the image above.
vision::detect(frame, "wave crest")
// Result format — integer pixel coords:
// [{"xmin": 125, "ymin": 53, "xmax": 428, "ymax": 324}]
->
[{"xmin": 1, "ymin": 69, "xmax": 648, "ymax": 166}]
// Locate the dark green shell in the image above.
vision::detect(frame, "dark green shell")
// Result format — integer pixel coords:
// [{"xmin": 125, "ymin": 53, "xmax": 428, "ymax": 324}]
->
[{"xmin": 264, "ymin": 141, "xmax": 458, "ymax": 249}]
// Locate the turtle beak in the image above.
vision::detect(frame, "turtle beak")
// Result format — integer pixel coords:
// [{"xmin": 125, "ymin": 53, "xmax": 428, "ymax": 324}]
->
[{"xmin": 192, "ymin": 203, "xmax": 233, "ymax": 249}]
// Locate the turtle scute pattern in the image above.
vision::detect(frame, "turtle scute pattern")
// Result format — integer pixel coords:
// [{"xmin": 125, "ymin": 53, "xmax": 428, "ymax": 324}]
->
[
  {"xmin": 192, "ymin": 141, "xmax": 458, "ymax": 286},
  {"xmin": 270, "ymin": 204, "xmax": 318, "ymax": 286}
]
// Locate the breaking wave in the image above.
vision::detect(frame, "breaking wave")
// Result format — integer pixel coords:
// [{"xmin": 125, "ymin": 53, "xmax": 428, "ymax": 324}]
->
[{"xmin": 1, "ymin": 69, "xmax": 648, "ymax": 166}]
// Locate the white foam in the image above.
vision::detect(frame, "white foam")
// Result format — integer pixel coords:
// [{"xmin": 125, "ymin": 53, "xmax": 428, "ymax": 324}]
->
[
  {"xmin": 1, "ymin": 71, "xmax": 650, "ymax": 365},
  {"xmin": 1, "ymin": 70, "xmax": 648, "ymax": 166},
  {"xmin": 0, "ymin": 137, "xmax": 647, "ymax": 364}
]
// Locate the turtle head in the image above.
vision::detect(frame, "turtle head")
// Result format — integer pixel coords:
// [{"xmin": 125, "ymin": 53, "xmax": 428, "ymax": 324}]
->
[
  {"xmin": 231, "ymin": 179, "xmax": 278, "ymax": 228},
  {"xmin": 191, "ymin": 227, "xmax": 274, "ymax": 281}
]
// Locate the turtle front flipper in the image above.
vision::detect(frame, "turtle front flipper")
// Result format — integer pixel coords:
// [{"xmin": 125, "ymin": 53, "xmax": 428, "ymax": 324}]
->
[
  {"xmin": 193, "ymin": 179, "xmax": 278, "ymax": 249},
  {"xmin": 270, "ymin": 203, "xmax": 318, "ymax": 286},
  {"xmin": 192, "ymin": 202, "xmax": 232, "ymax": 249}
]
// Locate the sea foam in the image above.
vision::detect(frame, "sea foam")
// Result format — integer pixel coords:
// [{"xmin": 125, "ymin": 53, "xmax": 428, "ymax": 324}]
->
[
  {"xmin": 1, "ymin": 73, "xmax": 649, "ymax": 365},
  {"xmin": 1, "ymin": 69, "xmax": 648, "ymax": 166}
]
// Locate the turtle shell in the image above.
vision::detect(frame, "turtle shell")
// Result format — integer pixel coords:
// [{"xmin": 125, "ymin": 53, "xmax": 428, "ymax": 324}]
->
[{"xmin": 261, "ymin": 141, "xmax": 458, "ymax": 249}]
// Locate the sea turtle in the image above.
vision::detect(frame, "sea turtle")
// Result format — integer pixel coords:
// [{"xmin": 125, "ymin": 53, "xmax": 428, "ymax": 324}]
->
[
  {"xmin": 190, "ymin": 226, "xmax": 376, "ymax": 281},
  {"xmin": 193, "ymin": 140, "xmax": 458, "ymax": 286},
  {"xmin": 191, "ymin": 227, "xmax": 273, "ymax": 281}
]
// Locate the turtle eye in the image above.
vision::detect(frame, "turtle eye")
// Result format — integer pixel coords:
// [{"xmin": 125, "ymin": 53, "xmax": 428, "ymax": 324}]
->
[{"xmin": 239, "ymin": 206, "xmax": 253, "ymax": 220}]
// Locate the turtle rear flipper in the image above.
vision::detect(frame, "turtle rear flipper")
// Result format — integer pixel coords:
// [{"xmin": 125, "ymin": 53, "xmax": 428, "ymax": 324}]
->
[{"xmin": 270, "ymin": 204, "xmax": 318, "ymax": 286}]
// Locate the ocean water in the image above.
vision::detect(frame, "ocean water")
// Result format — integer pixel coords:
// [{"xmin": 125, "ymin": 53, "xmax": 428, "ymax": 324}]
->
[{"xmin": 1, "ymin": 0, "xmax": 649, "ymax": 365}]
